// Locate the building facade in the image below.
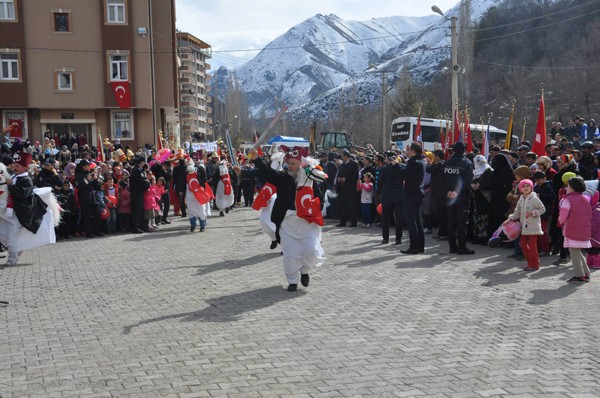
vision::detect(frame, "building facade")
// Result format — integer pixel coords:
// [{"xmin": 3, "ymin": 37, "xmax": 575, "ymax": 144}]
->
[
  {"xmin": 176, "ymin": 32, "xmax": 212, "ymax": 141},
  {"xmin": 0, "ymin": 0, "xmax": 178, "ymax": 150}
]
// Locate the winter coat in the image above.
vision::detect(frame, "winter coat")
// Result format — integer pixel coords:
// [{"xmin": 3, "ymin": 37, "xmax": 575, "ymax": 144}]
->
[
  {"xmin": 558, "ymin": 192, "xmax": 592, "ymax": 241},
  {"xmin": 118, "ymin": 187, "xmax": 131, "ymax": 214},
  {"xmin": 143, "ymin": 185, "xmax": 158, "ymax": 211},
  {"xmin": 508, "ymin": 192, "xmax": 545, "ymax": 235},
  {"xmin": 591, "ymin": 202, "xmax": 600, "ymax": 248}
]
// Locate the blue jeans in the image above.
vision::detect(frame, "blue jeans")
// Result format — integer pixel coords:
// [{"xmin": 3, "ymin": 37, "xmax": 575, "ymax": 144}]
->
[{"xmin": 361, "ymin": 203, "xmax": 372, "ymax": 225}]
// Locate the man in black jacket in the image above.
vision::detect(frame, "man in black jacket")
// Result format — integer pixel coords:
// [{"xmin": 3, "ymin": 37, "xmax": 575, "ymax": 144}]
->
[
  {"xmin": 336, "ymin": 150, "xmax": 359, "ymax": 227},
  {"xmin": 442, "ymin": 142, "xmax": 475, "ymax": 255},
  {"xmin": 129, "ymin": 155, "xmax": 150, "ymax": 233},
  {"xmin": 401, "ymin": 142, "xmax": 426, "ymax": 254},
  {"xmin": 172, "ymin": 158, "xmax": 187, "ymax": 217}
]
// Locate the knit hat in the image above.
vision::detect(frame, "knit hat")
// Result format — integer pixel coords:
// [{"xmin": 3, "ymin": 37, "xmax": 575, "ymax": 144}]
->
[
  {"xmin": 513, "ymin": 165, "xmax": 530, "ymax": 180},
  {"xmin": 13, "ymin": 152, "xmax": 32, "ymax": 168},
  {"xmin": 559, "ymin": 154, "xmax": 573, "ymax": 165},
  {"xmin": 518, "ymin": 179, "xmax": 533, "ymax": 193},
  {"xmin": 561, "ymin": 171, "xmax": 576, "ymax": 186}
]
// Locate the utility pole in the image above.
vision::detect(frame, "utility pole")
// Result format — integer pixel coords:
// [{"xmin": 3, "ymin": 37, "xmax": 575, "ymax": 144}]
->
[
  {"xmin": 381, "ymin": 70, "xmax": 387, "ymax": 152},
  {"xmin": 451, "ymin": 15, "xmax": 459, "ymax": 128}
]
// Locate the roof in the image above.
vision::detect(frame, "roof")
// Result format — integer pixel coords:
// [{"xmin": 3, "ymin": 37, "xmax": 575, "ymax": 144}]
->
[{"xmin": 267, "ymin": 135, "xmax": 309, "ymax": 144}]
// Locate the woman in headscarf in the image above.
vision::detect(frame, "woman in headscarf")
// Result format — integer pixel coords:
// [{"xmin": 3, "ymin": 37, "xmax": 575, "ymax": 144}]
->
[
  {"xmin": 470, "ymin": 155, "xmax": 494, "ymax": 244},
  {"xmin": 488, "ymin": 154, "xmax": 515, "ymax": 233}
]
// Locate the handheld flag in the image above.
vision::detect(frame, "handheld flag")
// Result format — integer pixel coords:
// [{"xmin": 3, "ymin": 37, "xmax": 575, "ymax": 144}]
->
[
  {"xmin": 505, "ymin": 100, "xmax": 515, "ymax": 150},
  {"xmin": 454, "ymin": 109, "xmax": 461, "ymax": 143},
  {"xmin": 464, "ymin": 112, "xmax": 473, "ymax": 153},
  {"xmin": 531, "ymin": 86, "xmax": 546, "ymax": 157},
  {"xmin": 97, "ymin": 130, "xmax": 106, "ymax": 162}
]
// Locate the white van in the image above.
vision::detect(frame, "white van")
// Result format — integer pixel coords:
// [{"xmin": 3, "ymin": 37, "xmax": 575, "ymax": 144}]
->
[{"xmin": 390, "ymin": 116, "xmax": 519, "ymax": 152}]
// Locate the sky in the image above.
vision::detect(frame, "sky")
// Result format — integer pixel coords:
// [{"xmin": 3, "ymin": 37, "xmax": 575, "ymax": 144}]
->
[{"xmin": 175, "ymin": 0, "xmax": 459, "ymax": 71}]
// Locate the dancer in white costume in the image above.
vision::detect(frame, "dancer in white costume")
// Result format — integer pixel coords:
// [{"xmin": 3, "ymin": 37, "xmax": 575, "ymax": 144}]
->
[
  {"xmin": 249, "ymin": 146, "xmax": 326, "ymax": 291},
  {"xmin": 0, "ymin": 154, "xmax": 60, "ymax": 266},
  {"xmin": 185, "ymin": 159, "xmax": 213, "ymax": 232},
  {"xmin": 215, "ymin": 161, "xmax": 235, "ymax": 216},
  {"xmin": 252, "ymin": 151, "xmax": 284, "ymax": 249}
]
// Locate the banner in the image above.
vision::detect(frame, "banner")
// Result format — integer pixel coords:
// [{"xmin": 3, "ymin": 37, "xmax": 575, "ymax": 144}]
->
[{"xmin": 190, "ymin": 141, "xmax": 218, "ymax": 153}]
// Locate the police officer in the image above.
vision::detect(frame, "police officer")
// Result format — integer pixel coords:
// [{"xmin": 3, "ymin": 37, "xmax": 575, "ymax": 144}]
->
[{"xmin": 442, "ymin": 142, "xmax": 475, "ymax": 255}]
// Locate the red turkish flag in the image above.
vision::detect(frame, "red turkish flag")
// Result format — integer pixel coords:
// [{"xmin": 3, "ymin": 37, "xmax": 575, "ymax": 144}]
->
[
  {"xmin": 295, "ymin": 186, "xmax": 323, "ymax": 226},
  {"xmin": 252, "ymin": 182, "xmax": 277, "ymax": 210},
  {"xmin": 110, "ymin": 81, "xmax": 131, "ymax": 108},
  {"xmin": 531, "ymin": 96, "xmax": 546, "ymax": 157}
]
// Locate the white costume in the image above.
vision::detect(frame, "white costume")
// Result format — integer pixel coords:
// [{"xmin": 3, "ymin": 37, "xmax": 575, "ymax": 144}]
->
[
  {"xmin": 252, "ymin": 152, "xmax": 284, "ymax": 243},
  {"xmin": 0, "ymin": 164, "xmax": 59, "ymax": 265},
  {"xmin": 215, "ymin": 162, "xmax": 235, "ymax": 212},
  {"xmin": 185, "ymin": 161, "xmax": 212, "ymax": 231},
  {"xmin": 279, "ymin": 156, "xmax": 326, "ymax": 285}
]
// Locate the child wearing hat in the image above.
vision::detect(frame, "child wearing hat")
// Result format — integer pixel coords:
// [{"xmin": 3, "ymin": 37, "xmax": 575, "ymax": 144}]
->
[{"xmin": 504, "ymin": 179, "xmax": 546, "ymax": 271}]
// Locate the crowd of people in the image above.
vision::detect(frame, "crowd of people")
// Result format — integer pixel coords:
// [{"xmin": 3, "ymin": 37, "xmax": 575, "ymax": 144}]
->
[{"xmin": 2, "ymin": 117, "xmax": 600, "ymax": 286}]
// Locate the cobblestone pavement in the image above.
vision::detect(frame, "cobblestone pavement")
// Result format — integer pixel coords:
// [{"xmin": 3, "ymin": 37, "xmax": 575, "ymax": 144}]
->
[{"xmin": 1, "ymin": 207, "xmax": 600, "ymax": 398}]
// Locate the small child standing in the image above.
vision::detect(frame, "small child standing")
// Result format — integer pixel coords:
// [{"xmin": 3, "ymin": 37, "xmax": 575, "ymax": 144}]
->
[
  {"xmin": 558, "ymin": 176, "xmax": 592, "ymax": 283},
  {"xmin": 359, "ymin": 172, "xmax": 374, "ymax": 228},
  {"xmin": 102, "ymin": 176, "xmax": 119, "ymax": 234},
  {"xmin": 154, "ymin": 177, "xmax": 167, "ymax": 226},
  {"xmin": 504, "ymin": 179, "xmax": 545, "ymax": 271},
  {"xmin": 144, "ymin": 175, "xmax": 159, "ymax": 231},
  {"xmin": 117, "ymin": 180, "xmax": 131, "ymax": 232}
]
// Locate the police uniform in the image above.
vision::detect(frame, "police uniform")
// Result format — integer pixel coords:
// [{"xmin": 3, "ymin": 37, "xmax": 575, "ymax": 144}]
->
[{"xmin": 442, "ymin": 142, "xmax": 475, "ymax": 254}]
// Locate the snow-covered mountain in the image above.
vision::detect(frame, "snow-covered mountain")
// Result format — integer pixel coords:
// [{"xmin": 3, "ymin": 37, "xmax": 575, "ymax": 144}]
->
[{"xmin": 212, "ymin": 0, "xmax": 500, "ymax": 120}]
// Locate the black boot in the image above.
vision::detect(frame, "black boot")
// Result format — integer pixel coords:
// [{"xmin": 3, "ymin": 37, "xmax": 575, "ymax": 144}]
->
[
  {"xmin": 449, "ymin": 239, "xmax": 458, "ymax": 254},
  {"xmin": 301, "ymin": 273, "xmax": 310, "ymax": 287},
  {"xmin": 270, "ymin": 240, "xmax": 278, "ymax": 249},
  {"xmin": 457, "ymin": 239, "xmax": 475, "ymax": 255},
  {"xmin": 287, "ymin": 284, "xmax": 298, "ymax": 292}
]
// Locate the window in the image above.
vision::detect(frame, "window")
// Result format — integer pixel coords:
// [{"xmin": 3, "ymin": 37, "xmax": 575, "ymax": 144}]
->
[
  {"xmin": 111, "ymin": 110, "xmax": 133, "ymax": 140},
  {"xmin": 106, "ymin": 0, "xmax": 125, "ymax": 23},
  {"xmin": 109, "ymin": 54, "xmax": 128, "ymax": 81},
  {"xmin": 2, "ymin": 110, "xmax": 27, "ymax": 138},
  {"xmin": 0, "ymin": 53, "xmax": 19, "ymax": 81},
  {"xmin": 54, "ymin": 12, "xmax": 69, "ymax": 32},
  {"xmin": 0, "ymin": 0, "xmax": 15, "ymax": 21},
  {"xmin": 55, "ymin": 70, "xmax": 74, "ymax": 91}
]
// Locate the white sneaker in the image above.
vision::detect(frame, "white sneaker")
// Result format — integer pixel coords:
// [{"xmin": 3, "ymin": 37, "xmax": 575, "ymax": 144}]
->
[{"xmin": 424, "ymin": 228, "xmax": 433, "ymax": 234}]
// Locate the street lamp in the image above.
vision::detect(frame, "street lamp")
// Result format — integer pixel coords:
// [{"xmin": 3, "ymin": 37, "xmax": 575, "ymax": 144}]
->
[
  {"xmin": 431, "ymin": 5, "xmax": 459, "ymax": 128},
  {"xmin": 219, "ymin": 115, "xmax": 238, "ymax": 140},
  {"xmin": 368, "ymin": 63, "xmax": 389, "ymax": 152}
]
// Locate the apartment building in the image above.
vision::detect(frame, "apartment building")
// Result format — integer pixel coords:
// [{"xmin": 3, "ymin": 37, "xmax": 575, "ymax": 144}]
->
[
  {"xmin": 0, "ymin": 0, "xmax": 178, "ymax": 149},
  {"xmin": 177, "ymin": 32, "xmax": 212, "ymax": 141}
]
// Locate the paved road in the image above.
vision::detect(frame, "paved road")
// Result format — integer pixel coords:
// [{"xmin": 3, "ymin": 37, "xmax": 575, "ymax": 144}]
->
[{"xmin": 1, "ymin": 207, "xmax": 599, "ymax": 398}]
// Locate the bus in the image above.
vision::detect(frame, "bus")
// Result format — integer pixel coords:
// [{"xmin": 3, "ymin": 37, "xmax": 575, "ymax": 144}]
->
[{"xmin": 390, "ymin": 116, "xmax": 519, "ymax": 152}]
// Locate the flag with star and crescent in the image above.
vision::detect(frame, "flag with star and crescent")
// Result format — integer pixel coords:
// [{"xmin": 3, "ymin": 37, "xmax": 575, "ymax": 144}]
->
[{"xmin": 110, "ymin": 81, "xmax": 131, "ymax": 108}]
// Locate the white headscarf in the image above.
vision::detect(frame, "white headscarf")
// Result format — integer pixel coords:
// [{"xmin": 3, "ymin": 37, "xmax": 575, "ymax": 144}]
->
[{"xmin": 473, "ymin": 155, "xmax": 493, "ymax": 178}]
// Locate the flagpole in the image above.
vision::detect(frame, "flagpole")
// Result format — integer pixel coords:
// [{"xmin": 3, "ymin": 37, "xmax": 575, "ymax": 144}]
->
[
  {"xmin": 521, "ymin": 117, "xmax": 529, "ymax": 143},
  {"xmin": 505, "ymin": 99, "xmax": 516, "ymax": 150}
]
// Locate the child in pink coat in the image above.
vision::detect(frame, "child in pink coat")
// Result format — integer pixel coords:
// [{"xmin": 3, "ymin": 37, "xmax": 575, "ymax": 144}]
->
[{"xmin": 144, "ymin": 175, "xmax": 159, "ymax": 231}]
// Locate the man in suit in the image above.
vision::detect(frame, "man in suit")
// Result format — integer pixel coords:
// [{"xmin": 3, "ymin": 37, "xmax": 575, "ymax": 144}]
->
[
  {"xmin": 336, "ymin": 149, "xmax": 359, "ymax": 227},
  {"xmin": 129, "ymin": 155, "xmax": 150, "ymax": 233},
  {"xmin": 401, "ymin": 142, "xmax": 426, "ymax": 254}
]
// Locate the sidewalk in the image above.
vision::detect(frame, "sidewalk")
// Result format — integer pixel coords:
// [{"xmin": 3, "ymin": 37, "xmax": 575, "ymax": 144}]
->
[{"xmin": 1, "ymin": 208, "xmax": 599, "ymax": 397}]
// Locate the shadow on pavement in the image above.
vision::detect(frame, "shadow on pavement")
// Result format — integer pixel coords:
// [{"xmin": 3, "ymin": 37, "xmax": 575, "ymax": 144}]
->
[
  {"xmin": 122, "ymin": 286, "xmax": 304, "ymax": 334},
  {"xmin": 162, "ymin": 252, "xmax": 281, "ymax": 276},
  {"xmin": 527, "ymin": 283, "xmax": 579, "ymax": 305}
]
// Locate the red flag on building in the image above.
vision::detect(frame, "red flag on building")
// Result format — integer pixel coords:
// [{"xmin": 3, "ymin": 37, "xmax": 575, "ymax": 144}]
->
[
  {"xmin": 531, "ymin": 95, "xmax": 546, "ymax": 157},
  {"xmin": 110, "ymin": 81, "xmax": 131, "ymax": 108}
]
